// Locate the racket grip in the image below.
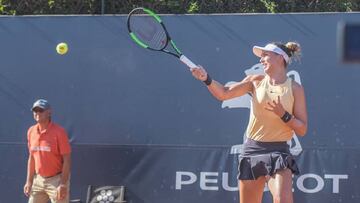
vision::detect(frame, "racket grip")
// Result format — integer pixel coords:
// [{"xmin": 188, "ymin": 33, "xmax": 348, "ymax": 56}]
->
[{"xmin": 180, "ymin": 55, "xmax": 197, "ymax": 69}]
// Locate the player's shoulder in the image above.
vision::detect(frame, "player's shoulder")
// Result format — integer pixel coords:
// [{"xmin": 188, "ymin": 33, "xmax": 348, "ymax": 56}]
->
[
  {"xmin": 291, "ymin": 79, "xmax": 304, "ymax": 91},
  {"xmin": 290, "ymin": 79, "xmax": 305, "ymax": 96},
  {"xmin": 243, "ymin": 74, "xmax": 265, "ymax": 82}
]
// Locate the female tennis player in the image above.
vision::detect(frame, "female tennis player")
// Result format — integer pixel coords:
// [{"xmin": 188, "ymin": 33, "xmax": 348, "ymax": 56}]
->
[{"xmin": 191, "ymin": 41, "xmax": 308, "ymax": 203}]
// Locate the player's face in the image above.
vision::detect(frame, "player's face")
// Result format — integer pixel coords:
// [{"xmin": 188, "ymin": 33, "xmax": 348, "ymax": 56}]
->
[
  {"xmin": 33, "ymin": 108, "xmax": 51, "ymax": 123},
  {"xmin": 260, "ymin": 51, "xmax": 284, "ymax": 73}
]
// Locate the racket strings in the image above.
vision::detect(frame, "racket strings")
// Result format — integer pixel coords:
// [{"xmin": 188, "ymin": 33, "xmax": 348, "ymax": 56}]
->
[
  {"xmin": 152, "ymin": 28, "xmax": 167, "ymax": 49},
  {"xmin": 129, "ymin": 13, "xmax": 167, "ymax": 50}
]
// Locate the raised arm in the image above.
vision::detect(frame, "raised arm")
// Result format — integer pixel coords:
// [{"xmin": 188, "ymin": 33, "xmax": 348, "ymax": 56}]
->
[{"xmin": 191, "ymin": 66, "xmax": 262, "ymax": 101}]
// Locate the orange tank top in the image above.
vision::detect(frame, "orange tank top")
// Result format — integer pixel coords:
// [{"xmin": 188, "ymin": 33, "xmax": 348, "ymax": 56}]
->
[{"xmin": 246, "ymin": 75, "xmax": 294, "ymax": 142}]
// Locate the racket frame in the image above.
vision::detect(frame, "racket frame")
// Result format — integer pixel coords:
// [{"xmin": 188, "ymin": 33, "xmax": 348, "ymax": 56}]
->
[{"xmin": 127, "ymin": 7, "xmax": 197, "ymax": 68}]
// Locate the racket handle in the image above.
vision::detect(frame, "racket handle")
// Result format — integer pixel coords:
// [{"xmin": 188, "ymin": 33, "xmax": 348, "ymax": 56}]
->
[{"xmin": 180, "ymin": 55, "xmax": 197, "ymax": 69}]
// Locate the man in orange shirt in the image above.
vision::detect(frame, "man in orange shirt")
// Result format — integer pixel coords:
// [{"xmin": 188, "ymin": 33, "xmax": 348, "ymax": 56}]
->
[{"xmin": 23, "ymin": 99, "xmax": 71, "ymax": 203}]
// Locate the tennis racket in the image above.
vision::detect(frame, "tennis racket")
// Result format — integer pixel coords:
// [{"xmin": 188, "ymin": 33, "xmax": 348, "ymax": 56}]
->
[{"xmin": 127, "ymin": 7, "xmax": 197, "ymax": 69}]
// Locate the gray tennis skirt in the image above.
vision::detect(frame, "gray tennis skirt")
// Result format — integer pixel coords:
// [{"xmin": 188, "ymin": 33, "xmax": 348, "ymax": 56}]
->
[{"xmin": 237, "ymin": 138, "xmax": 299, "ymax": 180}]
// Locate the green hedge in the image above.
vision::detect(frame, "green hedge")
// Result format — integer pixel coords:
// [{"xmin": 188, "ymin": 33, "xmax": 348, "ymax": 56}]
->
[{"xmin": 0, "ymin": 0, "xmax": 359, "ymax": 15}]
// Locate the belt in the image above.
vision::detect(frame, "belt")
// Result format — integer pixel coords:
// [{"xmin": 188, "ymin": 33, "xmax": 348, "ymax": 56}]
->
[{"xmin": 38, "ymin": 172, "xmax": 61, "ymax": 179}]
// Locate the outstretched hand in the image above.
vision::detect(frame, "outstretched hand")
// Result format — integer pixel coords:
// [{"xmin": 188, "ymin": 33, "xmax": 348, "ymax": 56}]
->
[
  {"xmin": 265, "ymin": 96, "xmax": 286, "ymax": 117},
  {"xmin": 190, "ymin": 65, "xmax": 208, "ymax": 82}
]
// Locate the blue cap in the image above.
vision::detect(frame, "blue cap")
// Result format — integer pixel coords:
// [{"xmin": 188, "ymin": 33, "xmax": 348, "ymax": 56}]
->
[{"xmin": 31, "ymin": 99, "xmax": 51, "ymax": 111}]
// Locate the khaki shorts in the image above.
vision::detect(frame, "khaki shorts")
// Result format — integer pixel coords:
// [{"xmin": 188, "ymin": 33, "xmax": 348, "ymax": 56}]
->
[{"xmin": 29, "ymin": 174, "xmax": 70, "ymax": 203}]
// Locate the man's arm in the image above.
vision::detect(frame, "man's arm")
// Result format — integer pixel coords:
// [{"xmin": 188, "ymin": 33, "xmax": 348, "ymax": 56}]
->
[
  {"xmin": 24, "ymin": 155, "xmax": 35, "ymax": 197},
  {"xmin": 60, "ymin": 154, "xmax": 71, "ymax": 185},
  {"xmin": 57, "ymin": 154, "xmax": 71, "ymax": 200}
]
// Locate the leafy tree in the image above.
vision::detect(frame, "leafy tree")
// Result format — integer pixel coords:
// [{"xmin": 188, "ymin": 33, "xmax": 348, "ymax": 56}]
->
[{"xmin": 0, "ymin": 0, "xmax": 358, "ymax": 15}]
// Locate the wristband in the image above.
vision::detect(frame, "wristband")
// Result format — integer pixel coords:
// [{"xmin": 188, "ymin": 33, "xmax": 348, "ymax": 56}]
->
[
  {"xmin": 281, "ymin": 111, "xmax": 292, "ymax": 123},
  {"xmin": 203, "ymin": 74, "xmax": 212, "ymax": 86}
]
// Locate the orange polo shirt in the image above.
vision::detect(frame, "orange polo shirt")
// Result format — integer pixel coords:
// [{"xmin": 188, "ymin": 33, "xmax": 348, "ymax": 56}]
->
[{"xmin": 27, "ymin": 122, "xmax": 71, "ymax": 177}]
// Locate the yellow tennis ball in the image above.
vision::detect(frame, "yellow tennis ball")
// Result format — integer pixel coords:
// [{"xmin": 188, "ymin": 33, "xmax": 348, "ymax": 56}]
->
[{"xmin": 56, "ymin": 42, "xmax": 68, "ymax": 55}]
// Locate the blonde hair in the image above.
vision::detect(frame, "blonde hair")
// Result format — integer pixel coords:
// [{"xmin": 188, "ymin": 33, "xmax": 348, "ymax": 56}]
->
[
  {"xmin": 285, "ymin": 42, "xmax": 301, "ymax": 62},
  {"xmin": 273, "ymin": 41, "xmax": 301, "ymax": 64}
]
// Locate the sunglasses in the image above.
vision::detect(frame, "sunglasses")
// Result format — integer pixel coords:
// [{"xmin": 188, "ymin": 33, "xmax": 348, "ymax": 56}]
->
[{"xmin": 33, "ymin": 108, "xmax": 45, "ymax": 113}]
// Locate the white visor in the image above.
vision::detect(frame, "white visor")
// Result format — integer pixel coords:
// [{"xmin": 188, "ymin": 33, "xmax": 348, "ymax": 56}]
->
[{"xmin": 253, "ymin": 44, "xmax": 290, "ymax": 63}]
